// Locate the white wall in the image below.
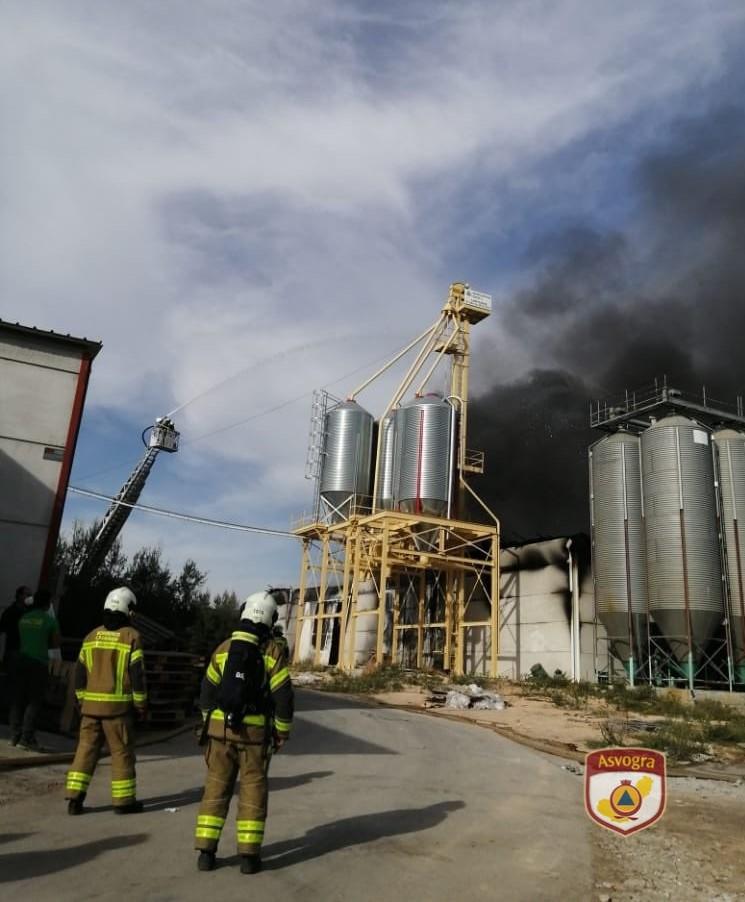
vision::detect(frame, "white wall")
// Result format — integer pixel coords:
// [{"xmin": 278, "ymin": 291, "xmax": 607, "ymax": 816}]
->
[
  {"xmin": 0, "ymin": 329, "xmax": 86, "ymax": 607},
  {"xmin": 496, "ymin": 537, "xmax": 600, "ymax": 682}
]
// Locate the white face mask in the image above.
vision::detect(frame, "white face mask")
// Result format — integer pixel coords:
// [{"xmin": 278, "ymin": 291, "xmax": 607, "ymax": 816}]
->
[{"xmin": 24, "ymin": 595, "xmax": 34, "ymax": 607}]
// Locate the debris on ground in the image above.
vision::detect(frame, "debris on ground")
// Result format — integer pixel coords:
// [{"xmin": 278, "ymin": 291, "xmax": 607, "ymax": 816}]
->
[
  {"xmin": 425, "ymin": 683, "xmax": 508, "ymax": 712},
  {"xmin": 291, "ymin": 672, "xmax": 328, "ymax": 686}
]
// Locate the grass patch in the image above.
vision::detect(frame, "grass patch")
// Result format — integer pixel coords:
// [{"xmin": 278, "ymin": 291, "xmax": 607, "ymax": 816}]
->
[
  {"xmin": 524, "ymin": 677, "xmax": 600, "ymax": 709},
  {"xmin": 448, "ymin": 673, "xmax": 490, "ymax": 687},
  {"xmin": 323, "ymin": 666, "xmax": 406, "ymax": 694},
  {"xmin": 638, "ymin": 719, "xmax": 707, "ymax": 762},
  {"xmin": 290, "ymin": 659, "xmax": 332, "ymax": 673},
  {"xmin": 595, "ymin": 716, "xmax": 631, "ymax": 747}
]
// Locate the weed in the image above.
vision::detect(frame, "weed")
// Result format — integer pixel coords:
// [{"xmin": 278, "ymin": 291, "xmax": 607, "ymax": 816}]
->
[
  {"xmin": 322, "ymin": 666, "xmax": 409, "ymax": 694},
  {"xmin": 290, "ymin": 659, "xmax": 331, "ymax": 674},
  {"xmin": 449, "ymin": 673, "xmax": 490, "ymax": 687},
  {"xmin": 599, "ymin": 717, "xmax": 630, "ymax": 746},
  {"xmin": 639, "ymin": 719, "xmax": 706, "ymax": 762}
]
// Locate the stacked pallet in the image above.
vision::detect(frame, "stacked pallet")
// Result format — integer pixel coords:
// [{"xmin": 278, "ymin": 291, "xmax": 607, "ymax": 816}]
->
[{"xmin": 143, "ymin": 650, "xmax": 202, "ymax": 727}]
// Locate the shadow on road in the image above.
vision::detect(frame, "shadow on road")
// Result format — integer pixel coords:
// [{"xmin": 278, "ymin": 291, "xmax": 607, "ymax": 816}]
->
[
  {"xmin": 82, "ymin": 772, "xmax": 335, "ymax": 815},
  {"xmin": 294, "ymin": 690, "xmax": 376, "ymax": 713},
  {"xmin": 269, "ymin": 770, "xmax": 334, "ymax": 791},
  {"xmin": 0, "ymin": 833, "xmax": 149, "ymax": 883},
  {"xmin": 81, "ymin": 789, "xmax": 204, "ymax": 815},
  {"xmin": 283, "ymin": 717, "xmax": 397, "ymax": 756},
  {"xmin": 223, "ymin": 800, "xmax": 465, "ymax": 870},
  {"xmin": 0, "ymin": 833, "xmax": 34, "ymax": 846}
]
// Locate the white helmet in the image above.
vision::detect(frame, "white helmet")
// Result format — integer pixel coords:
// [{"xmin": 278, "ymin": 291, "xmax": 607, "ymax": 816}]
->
[
  {"xmin": 240, "ymin": 591, "xmax": 278, "ymax": 627},
  {"xmin": 104, "ymin": 587, "xmax": 137, "ymax": 616}
]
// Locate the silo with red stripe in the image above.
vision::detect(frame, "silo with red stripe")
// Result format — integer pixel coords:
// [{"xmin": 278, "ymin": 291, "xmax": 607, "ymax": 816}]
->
[{"xmin": 397, "ymin": 394, "xmax": 455, "ymax": 518}]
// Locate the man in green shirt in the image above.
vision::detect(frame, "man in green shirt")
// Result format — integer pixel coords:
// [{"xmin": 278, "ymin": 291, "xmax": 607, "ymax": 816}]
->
[{"xmin": 11, "ymin": 589, "xmax": 60, "ymax": 751}]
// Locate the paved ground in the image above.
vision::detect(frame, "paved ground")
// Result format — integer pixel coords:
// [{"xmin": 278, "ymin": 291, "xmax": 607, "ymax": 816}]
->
[{"xmin": 0, "ymin": 691, "xmax": 592, "ymax": 901}]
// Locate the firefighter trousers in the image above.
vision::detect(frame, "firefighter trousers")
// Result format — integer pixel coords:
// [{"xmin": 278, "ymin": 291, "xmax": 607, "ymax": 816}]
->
[
  {"xmin": 66, "ymin": 714, "xmax": 137, "ymax": 807},
  {"xmin": 194, "ymin": 738, "xmax": 269, "ymax": 855}
]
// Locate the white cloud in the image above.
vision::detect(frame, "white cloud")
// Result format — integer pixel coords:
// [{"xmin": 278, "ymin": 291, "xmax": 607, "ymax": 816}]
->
[{"xmin": 2, "ymin": 0, "xmax": 742, "ymax": 589}]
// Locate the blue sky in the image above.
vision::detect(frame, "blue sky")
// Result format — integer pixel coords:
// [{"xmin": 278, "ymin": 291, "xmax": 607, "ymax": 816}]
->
[{"xmin": 3, "ymin": 1, "xmax": 744, "ymax": 594}]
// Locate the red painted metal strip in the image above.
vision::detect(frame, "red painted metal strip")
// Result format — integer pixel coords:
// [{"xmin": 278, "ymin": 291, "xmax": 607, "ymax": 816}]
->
[
  {"xmin": 415, "ymin": 408, "xmax": 424, "ymax": 514},
  {"xmin": 39, "ymin": 354, "xmax": 93, "ymax": 586}
]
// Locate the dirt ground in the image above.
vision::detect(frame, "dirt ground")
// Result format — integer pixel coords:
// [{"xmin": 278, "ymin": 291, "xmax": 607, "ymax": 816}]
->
[
  {"xmin": 0, "ymin": 760, "xmax": 67, "ymax": 806},
  {"xmin": 374, "ymin": 685, "xmax": 604, "ymax": 753},
  {"xmin": 371, "ymin": 684, "xmax": 745, "ymax": 768},
  {"xmin": 369, "ymin": 685, "xmax": 745, "ymax": 902},
  {"xmin": 591, "ymin": 779, "xmax": 745, "ymax": 901}
]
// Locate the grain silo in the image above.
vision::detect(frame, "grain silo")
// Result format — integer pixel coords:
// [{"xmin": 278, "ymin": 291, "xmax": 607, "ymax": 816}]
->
[
  {"xmin": 713, "ymin": 429, "xmax": 745, "ymax": 683},
  {"xmin": 589, "ymin": 432, "xmax": 648, "ymax": 677},
  {"xmin": 397, "ymin": 394, "xmax": 454, "ymax": 517},
  {"xmin": 319, "ymin": 400, "xmax": 374, "ymax": 521},
  {"xmin": 376, "ymin": 412, "xmax": 399, "ymax": 511},
  {"xmin": 641, "ymin": 415, "xmax": 724, "ymax": 677}
]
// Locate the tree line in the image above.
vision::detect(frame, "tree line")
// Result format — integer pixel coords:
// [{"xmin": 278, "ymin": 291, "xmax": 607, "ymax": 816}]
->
[{"xmin": 55, "ymin": 521, "xmax": 242, "ymax": 656}]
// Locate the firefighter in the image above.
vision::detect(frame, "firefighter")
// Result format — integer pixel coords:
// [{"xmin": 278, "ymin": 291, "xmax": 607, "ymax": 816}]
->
[
  {"xmin": 195, "ymin": 590, "xmax": 294, "ymax": 874},
  {"xmin": 65, "ymin": 587, "xmax": 148, "ymax": 815}
]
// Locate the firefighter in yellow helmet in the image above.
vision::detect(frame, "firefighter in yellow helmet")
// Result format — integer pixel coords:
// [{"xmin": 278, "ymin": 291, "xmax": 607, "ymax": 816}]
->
[
  {"xmin": 194, "ymin": 590, "xmax": 294, "ymax": 874},
  {"xmin": 65, "ymin": 587, "xmax": 148, "ymax": 815}
]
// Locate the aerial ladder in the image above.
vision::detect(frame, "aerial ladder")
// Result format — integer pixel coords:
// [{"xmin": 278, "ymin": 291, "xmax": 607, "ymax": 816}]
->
[{"xmin": 75, "ymin": 417, "xmax": 180, "ymax": 584}]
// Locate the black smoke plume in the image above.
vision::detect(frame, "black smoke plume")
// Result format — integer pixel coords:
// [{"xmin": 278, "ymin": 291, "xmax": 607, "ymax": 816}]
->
[{"xmin": 470, "ymin": 105, "xmax": 745, "ymax": 543}]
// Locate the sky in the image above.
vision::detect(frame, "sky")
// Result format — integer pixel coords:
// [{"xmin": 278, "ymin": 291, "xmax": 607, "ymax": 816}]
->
[{"xmin": 3, "ymin": 1, "xmax": 745, "ymax": 594}]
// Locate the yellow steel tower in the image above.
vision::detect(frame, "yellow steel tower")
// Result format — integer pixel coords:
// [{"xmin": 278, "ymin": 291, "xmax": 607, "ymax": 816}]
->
[{"xmin": 293, "ymin": 283, "xmax": 500, "ymax": 675}]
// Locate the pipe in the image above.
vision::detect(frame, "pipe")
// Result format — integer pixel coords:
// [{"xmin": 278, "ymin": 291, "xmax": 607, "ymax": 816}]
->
[
  {"xmin": 566, "ymin": 538, "xmax": 582, "ymax": 683},
  {"xmin": 349, "ymin": 321, "xmax": 438, "ymax": 400},
  {"xmin": 621, "ymin": 443, "xmax": 636, "ymax": 687},
  {"xmin": 416, "ymin": 325, "xmax": 459, "ymax": 396},
  {"xmin": 371, "ymin": 315, "xmax": 446, "ymax": 511},
  {"xmin": 445, "ymin": 396, "xmax": 461, "ymax": 520},
  {"xmin": 460, "ymin": 477, "xmax": 500, "ymax": 527}
]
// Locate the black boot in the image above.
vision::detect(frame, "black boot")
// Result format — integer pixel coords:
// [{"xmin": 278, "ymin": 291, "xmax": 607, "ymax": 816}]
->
[
  {"xmin": 197, "ymin": 851, "xmax": 216, "ymax": 872},
  {"xmin": 67, "ymin": 796, "xmax": 86, "ymax": 816},
  {"xmin": 114, "ymin": 800, "xmax": 144, "ymax": 815},
  {"xmin": 240, "ymin": 854, "xmax": 262, "ymax": 875}
]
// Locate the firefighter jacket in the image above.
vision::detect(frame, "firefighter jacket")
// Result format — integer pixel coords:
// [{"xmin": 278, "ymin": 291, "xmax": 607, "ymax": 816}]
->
[
  {"xmin": 74, "ymin": 624, "xmax": 148, "ymax": 717},
  {"xmin": 200, "ymin": 627, "xmax": 294, "ymax": 745}
]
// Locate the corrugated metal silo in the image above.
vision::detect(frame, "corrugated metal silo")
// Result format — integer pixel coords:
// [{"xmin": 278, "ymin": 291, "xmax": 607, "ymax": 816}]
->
[
  {"xmin": 376, "ymin": 412, "xmax": 399, "ymax": 511},
  {"xmin": 589, "ymin": 432, "xmax": 648, "ymax": 670},
  {"xmin": 641, "ymin": 415, "xmax": 723, "ymax": 670},
  {"xmin": 713, "ymin": 429, "xmax": 745, "ymax": 682},
  {"xmin": 397, "ymin": 394, "xmax": 453, "ymax": 517},
  {"xmin": 319, "ymin": 400, "xmax": 373, "ymax": 520}
]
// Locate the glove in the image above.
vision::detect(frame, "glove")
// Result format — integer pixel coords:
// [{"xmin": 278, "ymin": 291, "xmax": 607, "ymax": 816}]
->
[{"xmin": 135, "ymin": 706, "xmax": 148, "ymax": 722}]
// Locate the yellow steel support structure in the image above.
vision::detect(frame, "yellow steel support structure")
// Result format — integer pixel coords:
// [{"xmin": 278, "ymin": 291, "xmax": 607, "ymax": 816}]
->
[
  {"xmin": 293, "ymin": 282, "xmax": 500, "ymax": 675},
  {"xmin": 292, "ymin": 511, "xmax": 500, "ymax": 675}
]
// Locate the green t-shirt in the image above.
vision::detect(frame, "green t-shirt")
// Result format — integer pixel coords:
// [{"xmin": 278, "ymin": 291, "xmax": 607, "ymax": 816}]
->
[{"xmin": 18, "ymin": 609, "xmax": 59, "ymax": 663}]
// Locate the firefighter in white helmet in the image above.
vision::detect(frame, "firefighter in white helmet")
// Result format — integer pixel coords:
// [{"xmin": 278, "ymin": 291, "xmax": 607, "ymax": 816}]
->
[
  {"xmin": 194, "ymin": 590, "xmax": 294, "ymax": 874},
  {"xmin": 65, "ymin": 587, "xmax": 148, "ymax": 815}
]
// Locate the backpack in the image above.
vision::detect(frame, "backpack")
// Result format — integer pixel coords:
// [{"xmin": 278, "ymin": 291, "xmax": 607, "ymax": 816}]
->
[{"xmin": 218, "ymin": 637, "xmax": 268, "ymax": 731}]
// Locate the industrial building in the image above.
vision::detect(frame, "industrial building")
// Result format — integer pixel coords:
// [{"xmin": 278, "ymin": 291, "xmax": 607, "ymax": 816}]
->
[
  {"xmin": 291, "ymin": 534, "xmax": 599, "ymax": 681},
  {"xmin": 0, "ymin": 320, "xmax": 101, "ymax": 611}
]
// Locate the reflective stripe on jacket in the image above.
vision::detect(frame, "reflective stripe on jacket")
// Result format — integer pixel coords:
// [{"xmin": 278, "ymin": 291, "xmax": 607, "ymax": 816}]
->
[
  {"xmin": 74, "ymin": 625, "xmax": 148, "ymax": 717},
  {"xmin": 200, "ymin": 628, "xmax": 294, "ymax": 745}
]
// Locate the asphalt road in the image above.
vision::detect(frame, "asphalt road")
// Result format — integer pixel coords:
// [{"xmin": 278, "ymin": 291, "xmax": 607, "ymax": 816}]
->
[{"xmin": 0, "ymin": 692, "xmax": 592, "ymax": 901}]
